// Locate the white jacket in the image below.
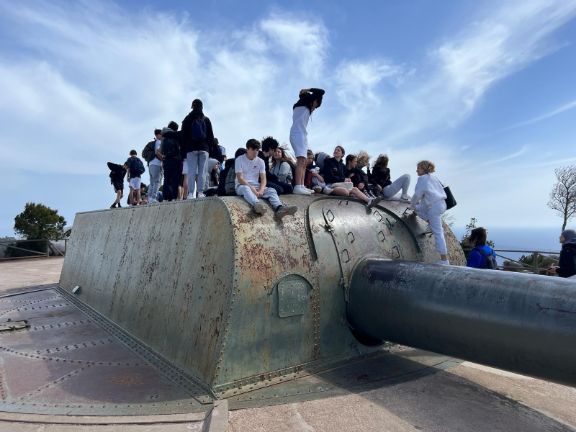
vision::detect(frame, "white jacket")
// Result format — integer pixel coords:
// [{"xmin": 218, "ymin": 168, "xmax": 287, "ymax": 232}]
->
[{"xmin": 411, "ymin": 174, "xmax": 446, "ymax": 209}]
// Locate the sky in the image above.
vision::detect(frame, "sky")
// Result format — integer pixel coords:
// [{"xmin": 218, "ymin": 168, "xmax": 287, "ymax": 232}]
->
[{"xmin": 1, "ymin": 0, "xmax": 576, "ymax": 238}]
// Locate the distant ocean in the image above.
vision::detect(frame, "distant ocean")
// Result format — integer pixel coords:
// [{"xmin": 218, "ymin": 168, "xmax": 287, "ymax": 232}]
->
[{"xmin": 451, "ymin": 226, "xmax": 563, "ymax": 265}]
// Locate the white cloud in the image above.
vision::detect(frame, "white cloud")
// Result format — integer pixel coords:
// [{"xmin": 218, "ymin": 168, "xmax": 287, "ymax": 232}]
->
[
  {"xmin": 501, "ymin": 99, "xmax": 576, "ymax": 131},
  {"xmin": 260, "ymin": 15, "xmax": 328, "ymax": 79}
]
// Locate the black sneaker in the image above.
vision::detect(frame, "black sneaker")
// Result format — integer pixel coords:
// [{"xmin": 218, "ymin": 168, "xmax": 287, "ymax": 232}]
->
[
  {"xmin": 253, "ymin": 202, "xmax": 267, "ymax": 215},
  {"xmin": 366, "ymin": 196, "xmax": 382, "ymax": 210},
  {"xmin": 110, "ymin": 203, "xmax": 117, "ymax": 209},
  {"xmin": 275, "ymin": 205, "xmax": 298, "ymax": 220}
]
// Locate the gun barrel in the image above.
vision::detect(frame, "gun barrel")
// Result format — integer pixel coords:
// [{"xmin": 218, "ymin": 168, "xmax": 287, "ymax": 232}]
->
[{"xmin": 348, "ymin": 259, "xmax": 576, "ymax": 387}]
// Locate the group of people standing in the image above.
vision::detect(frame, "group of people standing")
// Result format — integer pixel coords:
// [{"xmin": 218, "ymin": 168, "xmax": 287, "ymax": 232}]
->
[{"xmin": 108, "ymin": 88, "xmax": 458, "ymax": 263}]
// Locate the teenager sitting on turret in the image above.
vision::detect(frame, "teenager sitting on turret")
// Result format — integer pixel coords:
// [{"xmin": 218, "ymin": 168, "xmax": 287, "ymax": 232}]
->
[
  {"xmin": 270, "ymin": 147, "xmax": 294, "ymax": 195},
  {"xmin": 321, "ymin": 145, "xmax": 381, "ymax": 210},
  {"xmin": 371, "ymin": 154, "xmax": 411, "ymax": 201},
  {"xmin": 345, "ymin": 154, "xmax": 370, "ymax": 196},
  {"xmin": 235, "ymin": 139, "xmax": 298, "ymax": 219}
]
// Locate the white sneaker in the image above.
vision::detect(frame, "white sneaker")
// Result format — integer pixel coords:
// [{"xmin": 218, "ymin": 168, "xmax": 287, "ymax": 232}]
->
[
  {"xmin": 187, "ymin": 194, "xmax": 195, "ymax": 200},
  {"xmin": 294, "ymin": 185, "xmax": 313, "ymax": 195},
  {"xmin": 322, "ymin": 186, "xmax": 334, "ymax": 195},
  {"xmin": 400, "ymin": 194, "xmax": 411, "ymax": 202},
  {"xmin": 197, "ymin": 192, "xmax": 206, "ymax": 198}
]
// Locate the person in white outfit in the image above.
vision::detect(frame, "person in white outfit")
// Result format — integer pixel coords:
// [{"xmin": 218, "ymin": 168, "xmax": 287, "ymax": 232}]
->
[
  {"xmin": 410, "ymin": 160, "xmax": 449, "ymax": 265},
  {"xmin": 289, "ymin": 88, "xmax": 325, "ymax": 195}
]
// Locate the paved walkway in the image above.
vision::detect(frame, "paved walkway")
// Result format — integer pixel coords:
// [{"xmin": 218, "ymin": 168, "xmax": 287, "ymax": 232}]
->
[{"xmin": 1, "ymin": 258, "xmax": 575, "ymax": 432}]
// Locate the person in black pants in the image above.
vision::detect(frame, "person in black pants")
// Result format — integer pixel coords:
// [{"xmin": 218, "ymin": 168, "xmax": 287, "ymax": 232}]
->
[{"xmin": 160, "ymin": 122, "xmax": 182, "ymax": 202}]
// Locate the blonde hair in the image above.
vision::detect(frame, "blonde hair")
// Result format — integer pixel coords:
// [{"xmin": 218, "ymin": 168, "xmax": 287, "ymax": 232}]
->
[
  {"xmin": 417, "ymin": 160, "xmax": 435, "ymax": 174},
  {"xmin": 356, "ymin": 150, "xmax": 370, "ymax": 167}
]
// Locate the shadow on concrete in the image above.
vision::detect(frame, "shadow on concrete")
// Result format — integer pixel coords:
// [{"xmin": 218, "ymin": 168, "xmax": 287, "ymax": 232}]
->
[{"xmin": 229, "ymin": 349, "xmax": 574, "ymax": 431}]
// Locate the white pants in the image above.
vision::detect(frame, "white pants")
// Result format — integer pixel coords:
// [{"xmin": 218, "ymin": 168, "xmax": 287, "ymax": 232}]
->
[
  {"xmin": 236, "ymin": 184, "xmax": 282, "ymax": 208},
  {"xmin": 129, "ymin": 177, "xmax": 141, "ymax": 190},
  {"xmin": 415, "ymin": 199, "xmax": 447, "ymax": 255},
  {"xmin": 383, "ymin": 174, "xmax": 410, "ymax": 198},
  {"xmin": 290, "ymin": 133, "xmax": 308, "ymax": 158}
]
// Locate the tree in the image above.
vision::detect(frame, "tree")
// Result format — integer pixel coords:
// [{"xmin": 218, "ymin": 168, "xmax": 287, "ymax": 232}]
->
[
  {"xmin": 519, "ymin": 253, "xmax": 558, "ymax": 274},
  {"xmin": 14, "ymin": 203, "xmax": 67, "ymax": 240},
  {"xmin": 548, "ymin": 165, "xmax": 576, "ymax": 231}
]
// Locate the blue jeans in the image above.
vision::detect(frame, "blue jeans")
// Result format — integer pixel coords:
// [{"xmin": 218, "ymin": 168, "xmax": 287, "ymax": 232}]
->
[
  {"xmin": 186, "ymin": 151, "xmax": 208, "ymax": 197},
  {"xmin": 236, "ymin": 184, "xmax": 282, "ymax": 208},
  {"xmin": 148, "ymin": 164, "xmax": 163, "ymax": 202}
]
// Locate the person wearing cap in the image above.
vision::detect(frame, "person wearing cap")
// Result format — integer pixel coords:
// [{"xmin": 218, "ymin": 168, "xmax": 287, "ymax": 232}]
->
[
  {"xmin": 548, "ymin": 229, "xmax": 576, "ymax": 278},
  {"xmin": 289, "ymin": 88, "xmax": 325, "ymax": 195},
  {"xmin": 181, "ymin": 99, "xmax": 215, "ymax": 198}
]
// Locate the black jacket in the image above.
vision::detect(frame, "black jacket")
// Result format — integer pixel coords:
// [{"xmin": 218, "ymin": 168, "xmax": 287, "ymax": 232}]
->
[
  {"xmin": 181, "ymin": 109, "xmax": 215, "ymax": 153},
  {"xmin": 161, "ymin": 130, "xmax": 182, "ymax": 160},
  {"xmin": 107, "ymin": 162, "xmax": 126, "ymax": 182},
  {"xmin": 371, "ymin": 166, "xmax": 391, "ymax": 188},
  {"xmin": 322, "ymin": 157, "xmax": 346, "ymax": 184},
  {"xmin": 346, "ymin": 167, "xmax": 368, "ymax": 188},
  {"xmin": 557, "ymin": 243, "xmax": 576, "ymax": 278}
]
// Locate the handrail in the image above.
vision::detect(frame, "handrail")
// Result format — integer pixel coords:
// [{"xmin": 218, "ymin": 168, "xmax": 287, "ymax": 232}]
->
[
  {"xmin": 0, "ymin": 239, "xmax": 66, "ymax": 261},
  {"xmin": 493, "ymin": 249, "xmax": 559, "ymax": 255}
]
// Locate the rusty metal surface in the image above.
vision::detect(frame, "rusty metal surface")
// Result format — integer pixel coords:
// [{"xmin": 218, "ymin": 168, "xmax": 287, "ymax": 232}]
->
[
  {"xmin": 57, "ymin": 195, "xmax": 466, "ymax": 400},
  {"xmin": 0, "ymin": 285, "xmax": 210, "ymax": 415}
]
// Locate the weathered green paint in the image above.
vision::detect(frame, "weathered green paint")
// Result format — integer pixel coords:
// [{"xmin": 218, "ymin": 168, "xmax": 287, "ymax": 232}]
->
[{"xmin": 59, "ymin": 196, "xmax": 465, "ymax": 397}]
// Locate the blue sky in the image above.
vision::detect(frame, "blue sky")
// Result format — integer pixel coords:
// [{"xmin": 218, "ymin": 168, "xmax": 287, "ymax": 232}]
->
[{"xmin": 1, "ymin": 0, "xmax": 576, "ymax": 237}]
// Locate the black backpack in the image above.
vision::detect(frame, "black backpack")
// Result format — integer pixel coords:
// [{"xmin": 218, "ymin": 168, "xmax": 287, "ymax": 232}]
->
[
  {"xmin": 128, "ymin": 157, "xmax": 145, "ymax": 177},
  {"xmin": 142, "ymin": 140, "xmax": 156, "ymax": 163},
  {"xmin": 479, "ymin": 247, "xmax": 498, "ymax": 270},
  {"xmin": 190, "ymin": 117, "xmax": 207, "ymax": 140}
]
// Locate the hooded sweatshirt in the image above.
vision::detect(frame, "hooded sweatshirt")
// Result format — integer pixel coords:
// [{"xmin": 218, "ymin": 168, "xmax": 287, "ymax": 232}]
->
[
  {"xmin": 160, "ymin": 128, "xmax": 182, "ymax": 160},
  {"xmin": 557, "ymin": 229, "xmax": 576, "ymax": 277},
  {"xmin": 181, "ymin": 109, "xmax": 214, "ymax": 153}
]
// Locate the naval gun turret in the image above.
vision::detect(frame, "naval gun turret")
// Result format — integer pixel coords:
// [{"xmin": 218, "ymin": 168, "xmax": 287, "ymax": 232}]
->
[{"xmin": 58, "ymin": 195, "xmax": 576, "ymax": 400}]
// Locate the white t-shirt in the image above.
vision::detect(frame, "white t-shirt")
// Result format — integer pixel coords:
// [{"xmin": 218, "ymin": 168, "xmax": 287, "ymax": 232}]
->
[
  {"xmin": 149, "ymin": 139, "xmax": 162, "ymax": 167},
  {"xmin": 412, "ymin": 174, "xmax": 447, "ymax": 209},
  {"xmin": 235, "ymin": 154, "xmax": 265, "ymax": 187}
]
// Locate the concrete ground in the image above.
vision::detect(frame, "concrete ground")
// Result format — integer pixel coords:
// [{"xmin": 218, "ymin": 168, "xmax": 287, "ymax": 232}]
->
[{"xmin": 1, "ymin": 258, "xmax": 575, "ymax": 432}]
